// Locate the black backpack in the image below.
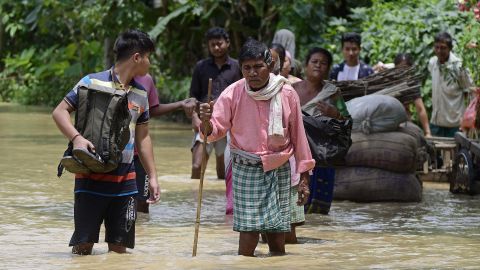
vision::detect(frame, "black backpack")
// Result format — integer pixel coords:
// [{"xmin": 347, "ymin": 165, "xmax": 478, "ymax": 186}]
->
[{"xmin": 58, "ymin": 84, "xmax": 131, "ymax": 176}]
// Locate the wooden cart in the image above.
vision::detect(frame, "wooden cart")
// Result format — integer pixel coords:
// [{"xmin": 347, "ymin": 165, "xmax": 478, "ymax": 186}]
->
[{"xmin": 418, "ymin": 136, "xmax": 456, "ymax": 183}]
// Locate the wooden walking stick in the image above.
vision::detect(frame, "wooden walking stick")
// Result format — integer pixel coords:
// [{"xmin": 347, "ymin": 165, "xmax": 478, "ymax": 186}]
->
[{"xmin": 192, "ymin": 78, "xmax": 212, "ymax": 257}]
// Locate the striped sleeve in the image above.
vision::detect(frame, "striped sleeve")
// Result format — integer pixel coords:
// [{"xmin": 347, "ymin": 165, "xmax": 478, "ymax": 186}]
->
[
  {"xmin": 64, "ymin": 75, "xmax": 91, "ymax": 109},
  {"xmin": 137, "ymin": 110, "xmax": 149, "ymax": 124}
]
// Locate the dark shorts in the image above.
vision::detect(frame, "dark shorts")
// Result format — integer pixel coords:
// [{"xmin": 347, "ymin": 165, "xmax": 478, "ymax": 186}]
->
[
  {"xmin": 430, "ymin": 124, "xmax": 459, "ymax": 138},
  {"xmin": 134, "ymin": 155, "xmax": 149, "ymax": 201},
  {"xmin": 69, "ymin": 192, "xmax": 137, "ymax": 249}
]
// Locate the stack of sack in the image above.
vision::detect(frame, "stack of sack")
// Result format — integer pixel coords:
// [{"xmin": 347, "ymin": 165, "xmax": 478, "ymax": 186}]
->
[{"xmin": 333, "ymin": 95, "xmax": 423, "ymax": 202}]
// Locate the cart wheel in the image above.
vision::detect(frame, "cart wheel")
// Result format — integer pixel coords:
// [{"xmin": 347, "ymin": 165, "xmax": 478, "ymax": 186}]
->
[{"xmin": 450, "ymin": 148, "xmax": 476, "ymax": 195}]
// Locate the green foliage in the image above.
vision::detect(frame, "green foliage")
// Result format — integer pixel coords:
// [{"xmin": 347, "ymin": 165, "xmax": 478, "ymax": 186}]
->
[
  {"xmin": 275, "ymin": 0, "xmax": 328, "ymax": 58},
  {"xmin": 320, "ymin": 0, "xmax": 470, "ymax": 123},
  {"xmin": 0, "ymin": 48, "xmax": 36, "ymax": 102},
  {"xmin": 321, "ymin": 17, "xmax": 354, "ymax": 65},
  {"xmin": 0, "ymin": 0, "xmax": 474, "ymax": 123},
  {"xmin": 150, "ymin": 0, "xmax": 285, "ymax": 76},
  {"xmin": 457, "ymin": 2, "xmax": 480, "ymax": 86},
  {"xmin": 156, "ymin": 74, "xmax": 191, "ymax": 103},
  {"xmin": 324, "ymin": 0, "xmax": 469, "ymax": 73},
  {"xmin": 149, "ymin": 4, "xmax": 192, "ymax": 40},
  {"xmin": 276, "ymin": 0, "xmax": 372, "ymax": 63},
  {"xmin": 0, "ymin": 0, "xmax": 372, "ymax": 107},
  {"xmin": 0, "ymin": 0, "xmax": 153, "ymax": 105}
]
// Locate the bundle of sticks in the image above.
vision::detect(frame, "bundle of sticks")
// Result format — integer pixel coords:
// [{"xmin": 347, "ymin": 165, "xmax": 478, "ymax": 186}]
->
[{"xmin": 330, "ymin": 66, "xmax": 423, "ymax": 103}]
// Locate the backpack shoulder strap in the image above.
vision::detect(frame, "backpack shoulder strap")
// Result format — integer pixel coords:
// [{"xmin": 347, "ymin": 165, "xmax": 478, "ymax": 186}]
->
[
  {"xmin": 88, "ymin": 83, "xmax": 127, "ymax": 97},
  {"xmin": 75, "ymin": 86, "xmax": 89, "ymax": 133}
]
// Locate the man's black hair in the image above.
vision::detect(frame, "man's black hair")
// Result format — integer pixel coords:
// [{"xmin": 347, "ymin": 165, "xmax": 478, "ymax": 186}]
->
[
  {"xmin": 305, "ymin": 47, "xmax": 333, "ymax": 67},
  {"xmin": 205, "ymin": 27, "xmax": 229, "ymax": 41},
  {"xmin": 270, "ymin": 43, "xmax": 286, "ymax": 70},
  {"xmin": 113, "ymin": 29, "xmax": 155, "ymax": 62},
  {"xmin": 434, "ymin": 32, "xmax": 453, "ymax": 49},
  {"xmin": 239, "ymin": 39, "xmax": 272, "ymax": 66},
  {"xmin": 394, "ymin": 53, "xmax": 414, "ymax": 66},
  {"xmin": 341, "ymin": 32, "xmax": 362, "ymax": 48}
]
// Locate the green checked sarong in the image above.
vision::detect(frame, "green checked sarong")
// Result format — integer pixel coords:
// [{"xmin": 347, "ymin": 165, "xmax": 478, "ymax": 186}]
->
[
  {"xmin": 290, "ymin": 184, "xmax": 305, "ymax": 224},
  {"xmin": 231, "ymin": 152, "xmax": 291, "ymax": 233}
]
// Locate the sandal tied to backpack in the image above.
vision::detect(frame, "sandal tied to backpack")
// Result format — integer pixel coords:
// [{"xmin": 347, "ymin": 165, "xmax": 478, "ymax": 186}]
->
[{"xmin": 58, "ymin": 81, "xmax": 131, "ymax": 177}]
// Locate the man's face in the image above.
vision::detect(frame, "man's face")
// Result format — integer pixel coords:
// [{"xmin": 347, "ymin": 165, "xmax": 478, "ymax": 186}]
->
[
  {"xmin": 306, "ymin": 52, "xmax": 330, "ymax": 80},
  {"xmin": 241, "ymin": 58, "xmax": 270, "ymax": 89},
  {"xmin": 208, "ymin": 38, "xmax": 229, "ymax": 58},
  {"xmin": 133, "ymin": 52, "xmax": 151, "ymax": 76},
  {"xmin": 434, "ymin": 41, "xmax": 451, "ymax": 64},
  {"xmin": 342, "ymin": 41, "xmax": 360, "ymax": 65}
]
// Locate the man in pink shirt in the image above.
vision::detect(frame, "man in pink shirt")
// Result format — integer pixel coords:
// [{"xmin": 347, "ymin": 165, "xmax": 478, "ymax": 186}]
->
[
  {"xmin": 199, "ymin": 39, "xmax": 315, "ymax": 256},
  {"xmin": 134, "ymin": 74, "xmax": 195, "ymax": 213}
]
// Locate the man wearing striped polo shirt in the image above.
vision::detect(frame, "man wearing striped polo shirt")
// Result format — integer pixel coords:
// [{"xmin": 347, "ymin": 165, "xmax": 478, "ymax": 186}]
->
[{"xmin": 52, "ymin": 29, "xmax": 160, "ymax": 255}]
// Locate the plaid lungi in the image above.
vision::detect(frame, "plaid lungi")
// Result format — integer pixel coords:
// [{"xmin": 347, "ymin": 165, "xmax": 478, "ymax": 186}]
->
[
  {"xmin": 232, "ymin": 156, "xmax": 291, "ymax": 233},
  {"xmin": 290, "ymin": 184, "xmax": 305, "ymax": 224}
]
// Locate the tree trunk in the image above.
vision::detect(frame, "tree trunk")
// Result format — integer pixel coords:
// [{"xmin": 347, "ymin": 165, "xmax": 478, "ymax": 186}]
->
[{"xmin": 104, "ymin": 37, "xmax": 114, "ymax": 69}]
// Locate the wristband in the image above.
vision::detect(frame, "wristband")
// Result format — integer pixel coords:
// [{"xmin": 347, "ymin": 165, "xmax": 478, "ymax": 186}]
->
[{"xmin": 71, "ymin": 133, "xmax": 81, "ymax": 142}]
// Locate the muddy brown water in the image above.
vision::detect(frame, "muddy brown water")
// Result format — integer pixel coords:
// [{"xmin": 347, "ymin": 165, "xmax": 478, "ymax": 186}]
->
[{"xmin": 0, "ymin": 103, "xmax": 479, "ymax": 269}]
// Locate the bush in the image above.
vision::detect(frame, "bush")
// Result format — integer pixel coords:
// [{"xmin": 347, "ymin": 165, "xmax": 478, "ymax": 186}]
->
[
  {"xmin": 2, "ymin": 0, "xmax": 476, "ymax": 123},
  {"xmin": 320, "ymin": 0, "xmax": 471, "ymax": 121},
  {"xmin": 457, "ymin": 0, "xmax": 480, "ymax": 86}
]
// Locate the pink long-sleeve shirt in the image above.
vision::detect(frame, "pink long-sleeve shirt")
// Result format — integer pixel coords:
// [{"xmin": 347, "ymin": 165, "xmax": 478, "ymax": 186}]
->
[{"xmin": 204, "ymin": 78, "xmax": 315, "ymax": 173}]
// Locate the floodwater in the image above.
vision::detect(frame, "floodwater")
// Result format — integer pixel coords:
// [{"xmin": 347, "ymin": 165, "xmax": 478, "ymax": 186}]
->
[{"xmin": 0, "ymin": 103, "xmax": 479, "ymax": 270}]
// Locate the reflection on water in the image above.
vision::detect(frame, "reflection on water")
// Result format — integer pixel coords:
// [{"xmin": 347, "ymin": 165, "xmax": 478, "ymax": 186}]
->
[{"xmin": 0, "ymin": 103, "xmax": 479, "ymax": 269}]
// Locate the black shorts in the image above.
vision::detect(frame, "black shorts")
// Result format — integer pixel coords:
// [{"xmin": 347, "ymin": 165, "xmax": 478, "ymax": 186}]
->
[
  {"xmin": 69, "ymin": 192, "xmax": 136, "ymax": 249},
  {"xmin": 134, "ymin": 155, "xmax": 149, "ymax": 201}
]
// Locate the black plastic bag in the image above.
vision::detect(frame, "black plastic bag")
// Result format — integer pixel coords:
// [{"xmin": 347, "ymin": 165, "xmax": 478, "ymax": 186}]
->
[{"xmin": 302, "ymin": 111, "xmax": 352, "ymax": 167}]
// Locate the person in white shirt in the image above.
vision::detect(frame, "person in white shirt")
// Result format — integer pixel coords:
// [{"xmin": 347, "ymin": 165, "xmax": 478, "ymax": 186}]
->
[
  {"xmin": 428, "ymin": 32, "xmax": 472, "ymax": 137},
  {"xmin": 329, "ymin": 32, "xmax": 374, "ymax": 81}
]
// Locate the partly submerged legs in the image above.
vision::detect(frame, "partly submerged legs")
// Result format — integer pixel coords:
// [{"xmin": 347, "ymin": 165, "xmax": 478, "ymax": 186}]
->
[
  {"xmin": 71, "ymin": 242, "xmax": 128, "ymax": 255},
  {"xmin": 238, "ymin": 232, "xmax": 259, "ymax": 256},
  {"xmin": 72, "ymin": 243, "xmax": 94, "ymax": 255},
  {"xmin": 214, "ymin": 137, "xmax": 227, "ymax": 179},
  {"xmin": 191, "ymin": 142, "xmax": 209, "ymax": 179},
  {"xmin": 108, "ymin": 243, "xmax": 127, "ymax": 254},
  {"xmin": 284, "ymin": 224, "xmax": 297, "ymax": 244},
  {"xmin": 265, "ymin": 232, "xmax": 286, "ymax": 255},
  {"xmin": 233, "ymin": 161, "xmax": 290, "ymax": 256},
  {"xmin": 215, "ymin": 154, "xmax": 225, "ymax": 179}
]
